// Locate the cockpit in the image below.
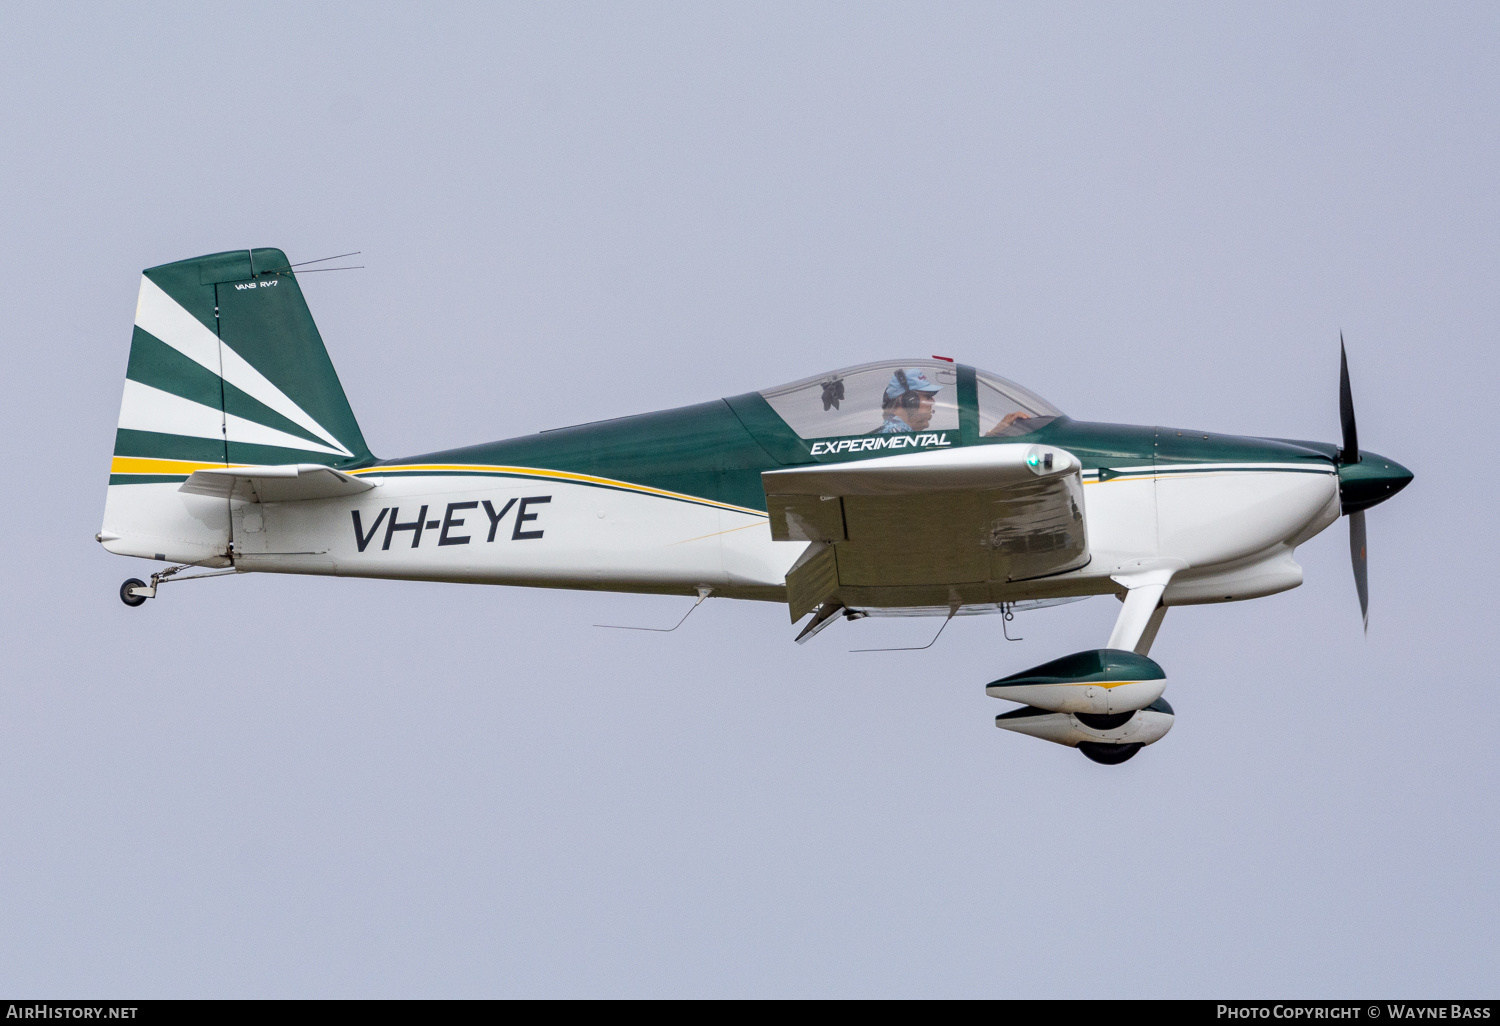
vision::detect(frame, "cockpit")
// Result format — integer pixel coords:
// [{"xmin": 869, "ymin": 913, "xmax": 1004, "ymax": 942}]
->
[{"xmin": 757, "ymin": 359, "xmax": 1062, "ymax": 445}]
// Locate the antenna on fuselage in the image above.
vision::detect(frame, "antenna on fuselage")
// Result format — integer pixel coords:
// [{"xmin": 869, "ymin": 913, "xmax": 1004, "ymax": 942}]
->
[
  {"xmin": 850, "ymin": 608, "xmax": 957, "ymax": 653},
  {"xmin": 594, "ymin": 587, "xmax": 713, "ymax": 633}
]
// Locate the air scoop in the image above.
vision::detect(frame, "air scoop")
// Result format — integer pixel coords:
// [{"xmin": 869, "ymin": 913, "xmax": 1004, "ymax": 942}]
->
[{"xmin": 985, "ymin": 649, "xmax": 1166, "ymax": 715}]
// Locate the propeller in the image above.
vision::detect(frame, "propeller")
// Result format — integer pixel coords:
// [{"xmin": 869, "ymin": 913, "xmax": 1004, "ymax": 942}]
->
[
  {"xmin": 1338, "ymin": 334, "xmax": 1359, "ymax": 467},
  {"xmin": 1348, "ymin": 507, "xmax": 1368, "ymax": 633},
  {"xmin": 1337, "ymin": 335, "xmax": 1368, "ymax": 632}
]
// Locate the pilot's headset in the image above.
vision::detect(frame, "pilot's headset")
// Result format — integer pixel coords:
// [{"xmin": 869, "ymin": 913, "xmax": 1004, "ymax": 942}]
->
[{"xmin": 895, "ymin": 369, "xmax": 923, "ymax": 411}]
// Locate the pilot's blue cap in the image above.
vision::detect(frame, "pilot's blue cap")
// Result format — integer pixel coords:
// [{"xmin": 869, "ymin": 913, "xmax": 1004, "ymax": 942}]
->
[{"xmin": 884, "ymin": 368, "xmax": 942, "ymax": 401}]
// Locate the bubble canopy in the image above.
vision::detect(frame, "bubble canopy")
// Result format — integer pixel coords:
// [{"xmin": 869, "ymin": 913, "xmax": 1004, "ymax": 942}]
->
[{"xmin": 757, "ymin": 359, "xmax": 1062, "ymax": 441}]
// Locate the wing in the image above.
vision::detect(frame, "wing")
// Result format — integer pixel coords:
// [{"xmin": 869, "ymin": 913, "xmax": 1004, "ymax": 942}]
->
[
  {"xmin": 763, "ymin": 444, "xmax": 1089, "ymax": 620},
  {"xmin": 179, "ymin": 464, "xmax": 375, "ymax": 503}
]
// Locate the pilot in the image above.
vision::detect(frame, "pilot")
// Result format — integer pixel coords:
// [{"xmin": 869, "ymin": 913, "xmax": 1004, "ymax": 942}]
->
[
  {"xmin": 984, "ymin": 411, "xmax": 1033, "ymax": 436},
  {"xmin": 875, "ymin": 368, "xmax": 942, "ymax": 433}
]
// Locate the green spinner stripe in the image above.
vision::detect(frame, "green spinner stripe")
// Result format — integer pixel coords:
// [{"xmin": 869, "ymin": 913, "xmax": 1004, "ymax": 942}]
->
[{"xmin": 125, "ymin": 327, "xmax": 336, "ymax": 449}]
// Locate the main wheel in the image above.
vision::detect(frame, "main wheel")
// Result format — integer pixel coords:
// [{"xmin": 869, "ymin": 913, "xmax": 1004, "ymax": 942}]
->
[
  {"xmin": 1078, "ymin": 741, "xmax": 1142, "ymax": 765},
  {"xmin": 120, "ymin": 578, "xmax": 148, "ymax": 607},
  {"xmin": 1075, "ymin": 711, "xmax": 1136, "ymax": 730}
]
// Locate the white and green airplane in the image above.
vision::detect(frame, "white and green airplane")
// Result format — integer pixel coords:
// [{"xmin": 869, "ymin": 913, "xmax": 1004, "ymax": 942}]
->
[{"xmin": 99, "ymin": 249, "xmax": 1412, "ymax": 764}]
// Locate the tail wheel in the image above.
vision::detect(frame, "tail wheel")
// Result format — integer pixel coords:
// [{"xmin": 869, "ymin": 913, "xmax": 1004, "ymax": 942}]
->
[
  {"xmin": 1078, "ymin": 741, "xmax": 1142, "ymax": 765},
  {"xmin": 120, "ymin": 579, "xmax": 148, "ymax": 607}
]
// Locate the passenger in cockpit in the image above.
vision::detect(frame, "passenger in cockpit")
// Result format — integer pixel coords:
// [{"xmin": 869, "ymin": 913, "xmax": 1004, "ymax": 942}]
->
[{"xmin": 874, "ymin": 368, "xmax": 942, "ymax": 433}]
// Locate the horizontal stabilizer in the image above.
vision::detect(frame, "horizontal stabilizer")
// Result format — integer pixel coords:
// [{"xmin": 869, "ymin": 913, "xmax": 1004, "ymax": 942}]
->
[{"xmin": 179, "ymin": 464, "xmax": 375, "ymax": 503}]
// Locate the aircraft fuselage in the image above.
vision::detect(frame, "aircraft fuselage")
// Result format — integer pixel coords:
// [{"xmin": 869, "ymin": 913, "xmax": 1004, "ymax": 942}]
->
[{"xmin": 102, "ymin": 394, "xmax": 1408, "ymax": 614}]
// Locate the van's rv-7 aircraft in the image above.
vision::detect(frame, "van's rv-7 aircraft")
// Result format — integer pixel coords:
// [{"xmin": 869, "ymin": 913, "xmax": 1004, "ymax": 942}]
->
[{"xmin": 100, "ymin": 249, "xmax": 1412, "ymax": 764}]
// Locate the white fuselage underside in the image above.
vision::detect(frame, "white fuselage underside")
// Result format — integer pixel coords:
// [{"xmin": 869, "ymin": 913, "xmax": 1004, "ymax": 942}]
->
[{"xmin": 100, "ymin": 460, "xmax": 1342, "ymax": 611}]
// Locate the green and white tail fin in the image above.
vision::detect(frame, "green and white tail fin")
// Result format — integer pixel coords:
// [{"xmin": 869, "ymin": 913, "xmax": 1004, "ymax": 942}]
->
[
  {"xmin": 101, "ymin": 248, "xmax": 373, "ymax": 564},
  {"xmin": 113, "ymin": 248, "xmax": 371, "ymax": 477}
]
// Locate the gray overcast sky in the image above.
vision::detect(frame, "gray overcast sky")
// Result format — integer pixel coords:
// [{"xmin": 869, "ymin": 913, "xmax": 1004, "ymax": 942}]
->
[{"xmin": 0, "ymin": 2, "xmax": 1494, "ymax": 997}]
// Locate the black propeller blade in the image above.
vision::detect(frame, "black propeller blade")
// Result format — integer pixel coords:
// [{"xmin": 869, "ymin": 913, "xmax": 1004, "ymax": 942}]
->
[
  {"xmin": 1340, "ymin": 337, "xmax": 1367, "ymax": 631},
  {"xmin": 1349, "ymin": 508, "xmax": 1368, "ymax": 633},
  {"xmin": 1338, "ymin": 333, "xmax": 1359, "ymax": 465}
]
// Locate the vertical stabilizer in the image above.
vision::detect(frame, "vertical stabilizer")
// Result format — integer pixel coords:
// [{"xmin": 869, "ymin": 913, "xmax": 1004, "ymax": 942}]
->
[{"xmin": 101, "ymin": 249, "xmax": 373, "ymax": 564}]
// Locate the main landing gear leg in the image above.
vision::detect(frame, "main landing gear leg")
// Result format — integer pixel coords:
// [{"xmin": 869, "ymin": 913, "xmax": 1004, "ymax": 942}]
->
[
  {"xmin": 987, "ymin": 559, "xmax": 1183, "ymax": 764},
  {"xmin": 1106, "ymin": 557, "xmax": 1185, "ymax": 654}
]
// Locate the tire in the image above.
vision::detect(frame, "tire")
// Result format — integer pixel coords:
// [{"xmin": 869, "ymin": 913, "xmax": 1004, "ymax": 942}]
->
[
  {"xmin": 1075, "ymin": 711, "xmax": 1136, "ymax": 731},
  {"xmin": 120, "ymin": 578, "xmax": 148, "ymax": 607},
  {"xmin": 1078, "ymin": 741, "xmax": 1142, "ymax": 765}
]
